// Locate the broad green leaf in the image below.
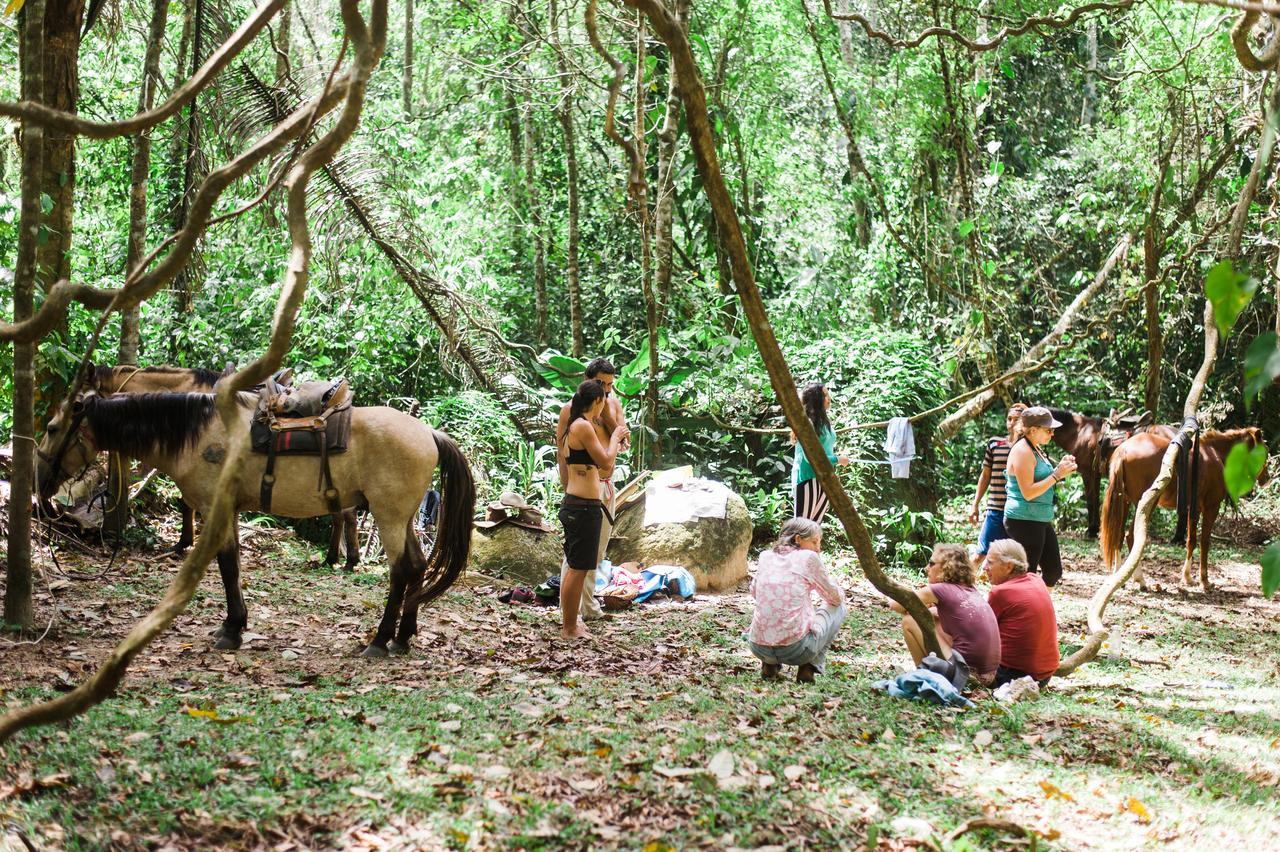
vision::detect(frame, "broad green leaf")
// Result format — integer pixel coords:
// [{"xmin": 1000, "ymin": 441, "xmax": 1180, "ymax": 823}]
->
[
  {"xmin": 1243, "ymin": 332, "xmax": 1280, "ymax": 409},
  {"xmin": 982, "ymin": 260, "xmax": 997, "ymax": 277},
  {"xmin": 956, "ymin": 219, "xmax": 975, "ymax": 238},
  {"xmin": 39, "ymin": 193, "xmax": 54, "ymax": 215},
  {"xmin": 1263, "ymin": 542, "xmax": 1280, "ymax": 598},
  {"xmin": 1203, "ymin": 260, "xmax": 1255, "ymax": 338},
  {"xmin": 974, "ymin": 80, "xmax": 989, "ymax": 99},
  {"xmin": 1223, "ymin": 442, "xmax": 1267, "ymax": 500},
  {"xmin": 1000, "ymin": 59, "xmax": 1016, "ymax": 79},
  {"xmin": 989, "ymin": 161, "xmax": 1005, "ymax": 177}
]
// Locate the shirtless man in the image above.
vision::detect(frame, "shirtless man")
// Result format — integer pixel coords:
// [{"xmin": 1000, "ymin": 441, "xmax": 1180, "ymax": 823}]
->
[{"xmin": 557, "ymin": 358, "xmax": 630, "ymax": 621}]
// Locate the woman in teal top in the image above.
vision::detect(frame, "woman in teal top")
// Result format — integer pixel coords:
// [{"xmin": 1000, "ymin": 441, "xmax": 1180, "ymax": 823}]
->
[
  {"xmin": 1004, "ymin": 406, "xmax": 1077, "ymax": 586},
  {"xmin": 791, "ymin": 383, "xmax": 850, "ymax": 522}
]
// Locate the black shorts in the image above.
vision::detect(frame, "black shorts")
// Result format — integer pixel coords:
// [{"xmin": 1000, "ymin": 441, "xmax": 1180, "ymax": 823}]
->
[{"xmin": 559, "ymin": 495, "xmax": 604, "ymax": 571}]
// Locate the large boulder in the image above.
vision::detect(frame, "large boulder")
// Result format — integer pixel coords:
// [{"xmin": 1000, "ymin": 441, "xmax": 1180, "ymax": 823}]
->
[
  {"xmin": 470, "ymin": 525, "xmax": 563, "ymax": 585},
  {"xmin": 607, "ymin": 488, "xmax": 751, "ymax": 591}
]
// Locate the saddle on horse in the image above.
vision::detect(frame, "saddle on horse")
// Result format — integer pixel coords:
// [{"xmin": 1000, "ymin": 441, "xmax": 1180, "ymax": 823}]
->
[{"xmin": 250, "ymin": 376, "xmax": 353, "ymax": 514}]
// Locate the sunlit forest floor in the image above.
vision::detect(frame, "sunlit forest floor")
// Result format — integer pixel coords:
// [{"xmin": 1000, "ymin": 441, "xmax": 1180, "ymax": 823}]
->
[{"xmin": 2, "ymin": 509, "xmax": 1279, "ymax": 850}]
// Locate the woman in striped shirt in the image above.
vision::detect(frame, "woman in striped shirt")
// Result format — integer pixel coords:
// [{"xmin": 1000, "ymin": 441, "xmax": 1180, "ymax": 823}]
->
[{"xmin": 968, "ymin": 403, "xmax": 1027, "ymax": 559}]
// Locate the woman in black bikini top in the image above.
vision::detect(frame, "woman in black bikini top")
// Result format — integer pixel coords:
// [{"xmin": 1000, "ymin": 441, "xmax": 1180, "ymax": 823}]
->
[{"xmin": 558, "ymin": 380, "xmax": 628, "ymax": 640}]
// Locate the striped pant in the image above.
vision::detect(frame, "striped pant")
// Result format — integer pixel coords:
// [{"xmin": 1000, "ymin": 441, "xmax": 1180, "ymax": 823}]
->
[{"xmin": 794, "ymin": 478, "xmax": 829, "ymax": 523}]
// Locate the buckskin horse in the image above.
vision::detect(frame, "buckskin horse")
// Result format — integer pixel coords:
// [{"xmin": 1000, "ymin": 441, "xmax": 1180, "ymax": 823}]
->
[
  {"xmin": 1100, "ymin": 426, "xmax": 1271, "ymax": 590},
  {"xmin": 86, "ymin": 364, "xmax": 359, "ymax": 570},
  {"xmin": 1048, "ymin": 408, "xmax": 1153, "ymax": 539},
  {"xmin": 36, "ymin": 390, "xmax": 475, "ymax": 657}
]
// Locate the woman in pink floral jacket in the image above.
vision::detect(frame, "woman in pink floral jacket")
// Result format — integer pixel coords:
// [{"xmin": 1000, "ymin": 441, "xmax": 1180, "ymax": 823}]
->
[{"xmin": 748, "ymin": 517, "xmax": 847, "ymax": 684}]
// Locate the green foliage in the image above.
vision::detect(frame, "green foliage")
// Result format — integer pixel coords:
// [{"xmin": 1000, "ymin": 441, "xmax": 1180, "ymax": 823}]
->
[
  {"xmin": 1223, "ymin": 442, "xmax": 1267, "ymax": 501},
  {"xmin": 1263, "ymin": 543, "xmax": 1280, "ymax": 599},
  {"xmin": 1204, "ymin": 261, "xmax": 1256, "ymax": 339},
  {"xmin": 1243, "ymin": 332, "xmax": 1280, "ymax": 410}
]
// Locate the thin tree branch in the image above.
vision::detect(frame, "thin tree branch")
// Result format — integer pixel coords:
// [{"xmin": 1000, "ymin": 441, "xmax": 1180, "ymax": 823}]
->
[{"xmin": 822, "ymin": 0, "xmax": 1135, "ymax": 53}]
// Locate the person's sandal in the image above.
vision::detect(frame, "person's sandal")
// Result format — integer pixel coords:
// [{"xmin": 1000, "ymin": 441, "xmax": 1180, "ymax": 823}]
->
[
  {"xmin": 761, "ymin": 662, "xmax": 781, "ymax": 681},
  {"xmin": 796, "ymin": 663, "xmax": 818, "ymax": 684}
]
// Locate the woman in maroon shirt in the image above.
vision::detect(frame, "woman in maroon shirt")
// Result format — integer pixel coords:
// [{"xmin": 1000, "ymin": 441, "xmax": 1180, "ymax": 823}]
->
[{"xmin": 889, "ymin": 544, "xmax": 1001, "ymax": 684}]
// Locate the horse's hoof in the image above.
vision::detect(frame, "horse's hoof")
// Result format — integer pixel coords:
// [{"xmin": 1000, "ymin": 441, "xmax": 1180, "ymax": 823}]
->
[
  {"xmin": 345, "ymin": 562, "xmax": 359, "ymax": 573},
  {"xmin": 361, "ymin": 644, "xmax": 389, "ymax": 659},
  {"xmin": 213, "ymin": 634, "xmax": 242, "ymax": 651},
  {"xmin": 387, "ymin": 640, "xmax": 411, "ymax": 656}
]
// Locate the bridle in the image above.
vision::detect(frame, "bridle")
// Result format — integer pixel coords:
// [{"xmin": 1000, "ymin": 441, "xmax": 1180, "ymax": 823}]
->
[{"xmin": 36, "ymin": 401, "xmax": 97, "ymax": 498}]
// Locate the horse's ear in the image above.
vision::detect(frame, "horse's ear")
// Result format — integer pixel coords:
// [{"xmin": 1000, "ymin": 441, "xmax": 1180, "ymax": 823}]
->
[
  {"xmin": 81, "ymin": 362, "xmax": 98, "ymax": 390},
  {"xmin": 70, "ymin": 397, "xmax": 86, "ymax": 415},
  {"xmin": 1108, "ymin": 408, "xmax": 1117, "ymax": 423}
]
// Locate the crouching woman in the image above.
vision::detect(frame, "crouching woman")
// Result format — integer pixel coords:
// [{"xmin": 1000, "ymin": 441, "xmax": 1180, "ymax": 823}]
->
[
  {"xmin": 891, "ymin": 543, "xmax": 1001, "ymax": 686},
  {"xmin": 748, "ymin": 518, "xmax": 847, "ymax": 684}
]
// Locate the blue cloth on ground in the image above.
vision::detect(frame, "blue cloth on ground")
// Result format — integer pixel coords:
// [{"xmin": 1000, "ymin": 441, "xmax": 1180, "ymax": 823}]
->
[
  {"xmin": 873, "ymin": 670, "xmax": 974, "ymax": 708},
  {"xmin": 634, "ymin": 565, "xmax": 697, "ymax": 602},
  {"xmin": 595, "ymin": 560, "xmax": 615, "ymax": 592}
]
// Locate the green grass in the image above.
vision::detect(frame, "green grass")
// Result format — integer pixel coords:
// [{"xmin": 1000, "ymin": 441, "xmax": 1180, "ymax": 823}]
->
[{"xmin": 3, "ymin": 518, "xmax": 1280, "ymax": 849}]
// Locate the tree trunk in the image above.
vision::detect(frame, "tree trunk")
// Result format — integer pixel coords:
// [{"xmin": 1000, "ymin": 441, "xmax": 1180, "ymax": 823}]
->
[
  {"xmin": 6, "ymin": 0, "xmax": 48, "ymax": 633},
  {"xmin": 635, "ymin": 12, "xmax": 661, "ymax": 467},
  {"xmin": 276, "ymin": 2, "xmax": 292, "ymax": 82},
  {"xmin": 107, "ymin": 0, "xmax": 170, "ymax": 539},
  {"xmin": 1142, "ymin": 125, "xmax": 1177, "ymax": 414},
  {"xmin": 175, "ymin": 0, "xmax": 205, "ymax": 314},
  {"xmin": 403, "ymin": 0, "xmax": 414, "ymax": 116},
  {"xmin": 522, "ymin": 85, "xmax": 547, "ymax": 349},
  {"xmin": 119, "ymin": 0, "xmax": 170, "ymax": 368},
  {"xmin": 33, "ymin": 0, "xmax": 85, "ymax": 404},
  {"xmin": 550, "ymin": 0, "xmax": 584, "ymax": 357},
  {"xmin": 654, "ymin": 0, "xmax": 689, "ymax": 316},
  {"xmin": 624, "ymin": 0, "xmax": 942, "ymax": 655},
  {"xmin": 835, "ymin": 0, "xmax": 857, "ymax": 67},
  {"xmin": 1081, "ymin": 20, "xmax": 1099, "ymax": 126}
]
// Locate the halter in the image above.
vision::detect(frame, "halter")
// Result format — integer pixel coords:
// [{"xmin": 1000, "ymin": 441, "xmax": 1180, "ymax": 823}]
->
[{"xmin": 36, "ymin": 401, "xmax": 97, "ymax": 496}]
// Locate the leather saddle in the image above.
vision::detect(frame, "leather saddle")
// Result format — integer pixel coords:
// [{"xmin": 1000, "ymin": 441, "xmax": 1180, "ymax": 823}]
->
[{"xmin": 249, "ymin": 374, "xmax": 353, "ymax": 514}]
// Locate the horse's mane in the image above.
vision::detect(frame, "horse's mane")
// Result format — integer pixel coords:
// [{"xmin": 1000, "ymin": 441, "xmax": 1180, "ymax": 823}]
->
[
  {"xmin": 84, "ymin": 392, "xmax": 219, "ymax": 458},
  {"xmin": 1048, "ymin": 407, "xmax": 1103, "ymax": 428}
]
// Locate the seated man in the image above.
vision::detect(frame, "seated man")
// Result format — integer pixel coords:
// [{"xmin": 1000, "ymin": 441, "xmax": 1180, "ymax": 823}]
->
[
  {"xmin": 985, "ymin": 538, "xmax": 1059, "ymax": 688},
  {"xmin": 889, "ymin": 543, "xmax": 1001, "ymax": 686}
]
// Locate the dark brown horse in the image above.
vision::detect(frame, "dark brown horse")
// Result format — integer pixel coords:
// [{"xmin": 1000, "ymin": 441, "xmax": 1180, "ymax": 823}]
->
[
  {"xmin": 1101, "ymin": 426, "xmax": 1271, "ymax": 589},
  {"xmin": 87, "ymin": 364, "xmax": 359, "ymax": 570},
  {"xmin": 1049, "ymin": 408, "xmax": 1152, "ymax": 539},
  {"xmin": 36, "ymin": 391, "xmax": 475, "ymax": 656}
]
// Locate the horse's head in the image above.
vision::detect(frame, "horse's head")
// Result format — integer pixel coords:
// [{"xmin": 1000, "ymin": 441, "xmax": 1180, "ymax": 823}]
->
[{"xmin": 35, "ymin": 392, "xmax": 99, "ymax": 501}]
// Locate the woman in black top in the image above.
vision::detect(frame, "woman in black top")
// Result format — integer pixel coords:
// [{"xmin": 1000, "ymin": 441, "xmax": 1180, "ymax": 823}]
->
[{"xmin": 558, "ymin": 380, "xmax": 628, "ymax": 639}]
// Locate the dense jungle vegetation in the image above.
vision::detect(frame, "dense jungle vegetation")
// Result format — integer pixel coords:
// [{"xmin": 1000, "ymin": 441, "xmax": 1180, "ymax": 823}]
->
[
  {"xmin": 1, "ymin": 0, "xmax": 1275, "ymax": 557},
  {"xmin": 3, "ymin": 1, "xmax": 1280, "ymax": 847}
]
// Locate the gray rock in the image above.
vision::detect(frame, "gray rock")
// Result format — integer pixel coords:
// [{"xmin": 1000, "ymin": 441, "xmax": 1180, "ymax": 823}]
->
[
  {"xmin": 607, "ymin": 487, "xmax": 751, "ymax": 591},
  {"xmin": 470, "ymin": 524, "xmax": 563, "ymax": 585}
]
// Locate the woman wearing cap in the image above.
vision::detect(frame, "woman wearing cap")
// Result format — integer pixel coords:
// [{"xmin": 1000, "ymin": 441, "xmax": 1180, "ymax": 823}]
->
[
  {"xmin": 790, "ymin": 383, "xmax": 851, "ymax": 523},
  {"xmin": 1003, "ymin": 406, "xmax": 1077, "ymax": 587},
  {"xmin": 889, "ymin": 543, "xmax": 1001, "ymax": 686},
  {"xmin": 558, "ymin": 380, "xmax": 629, "ymax": 640}
]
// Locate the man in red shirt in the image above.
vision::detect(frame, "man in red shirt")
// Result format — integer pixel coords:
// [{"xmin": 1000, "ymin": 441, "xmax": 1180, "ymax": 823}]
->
[{"xmin": 985, "ymin": 539, "xmax": 1059, "ymax": 687}]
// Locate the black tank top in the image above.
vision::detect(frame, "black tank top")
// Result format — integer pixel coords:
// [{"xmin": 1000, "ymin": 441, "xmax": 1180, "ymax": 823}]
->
[{"xmin": 566, "ymin": 446, "xmax": 595, "ymax": 467}]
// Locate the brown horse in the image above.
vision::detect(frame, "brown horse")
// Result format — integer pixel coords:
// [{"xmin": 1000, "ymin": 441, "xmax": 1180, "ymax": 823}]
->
[
  {"xmin": 1048, "ymin": 408, "xmax": 1155, "ymax": 539},
  {"xmin": 1100, "ymin": 426, "xmax": 1271, "ymax": 589},
  {"xmin": 36, "ymin": 390, "xmax": 475, "ymax": 657},
  {"xmin": 86, "ymin": 364, "xmax": 359, "ymax": 570}
]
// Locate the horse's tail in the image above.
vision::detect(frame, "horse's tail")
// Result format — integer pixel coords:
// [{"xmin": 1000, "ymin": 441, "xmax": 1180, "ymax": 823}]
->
[
  {"xmin": 411, "ymin": 428, "xmax": 475, "ymax": 607},
  {"xmin": 1100, "ymin": 454, "xmax": 1128, "ymax": 570}
]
